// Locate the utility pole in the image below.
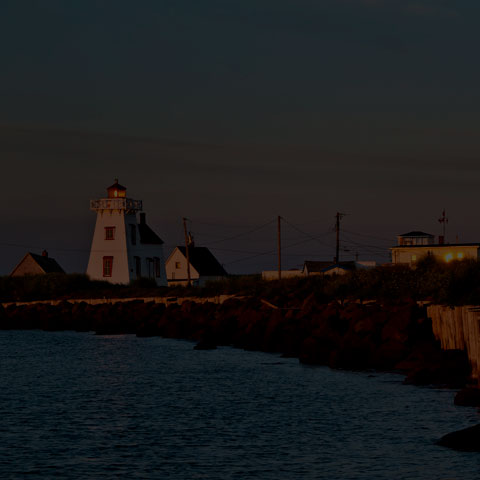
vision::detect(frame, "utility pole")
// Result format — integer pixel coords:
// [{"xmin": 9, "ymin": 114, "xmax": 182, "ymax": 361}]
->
[
  {"xmin": 183, "ymin": 217, "xmax": 191, "ymax": 286},
  {"xmin": 278, "ymin": 215, "xmax": 282, "ymax": 280},
  {"xmin": 334, "ymin": 212, "xmax": 345, "ymax": 264}
]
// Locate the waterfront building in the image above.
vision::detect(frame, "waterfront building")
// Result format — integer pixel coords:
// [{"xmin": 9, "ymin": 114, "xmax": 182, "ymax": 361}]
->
[
  {"xmin": 86, "ymin": 180, "xmax": 167, "ymax": 285},
  {"xmin": 10, "ymin": 250, "xmax": 64, "ymax": 276},
  {"xmin": 390, "ymin": 231, "xmax": 480, "ymax": 266},
  {"xmin": 166, "ymin": 245, "xmax": 227, "ymax": 286}
]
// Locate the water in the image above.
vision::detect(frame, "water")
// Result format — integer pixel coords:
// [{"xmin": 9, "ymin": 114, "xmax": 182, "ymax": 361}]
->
[{"xmin": 1, "ymin": 331, "xmax": 479, "ymax": 479}]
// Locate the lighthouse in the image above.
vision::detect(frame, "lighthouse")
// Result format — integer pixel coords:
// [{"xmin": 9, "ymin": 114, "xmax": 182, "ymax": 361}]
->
[{"xmin": 86, "ymin": 180, "xmax": 167, "ymax": 286}]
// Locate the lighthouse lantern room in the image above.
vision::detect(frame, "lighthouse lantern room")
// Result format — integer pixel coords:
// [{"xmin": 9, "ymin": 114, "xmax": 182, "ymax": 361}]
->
[{"xmin": 86, "ymin": 180, "xmax": 167, "ymax": 286}]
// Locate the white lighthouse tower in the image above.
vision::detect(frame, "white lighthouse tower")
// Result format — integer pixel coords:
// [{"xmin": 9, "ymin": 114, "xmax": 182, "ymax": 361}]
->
[{"xmin": 86, "ymin": 180, "xmax": 167, "ymax": 286}]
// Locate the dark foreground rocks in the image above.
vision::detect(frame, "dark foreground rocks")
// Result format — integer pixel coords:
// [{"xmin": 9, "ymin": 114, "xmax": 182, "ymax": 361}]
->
[
  {"xmin": 437, "ymin": 424, "xmax": 480, "ymax": 451},
  {"xmin": 0, "ymin": 297, "xmax": 472, "ymax": 388},
  {"xmin": 454, "ymin": 388, "xmax": 480, "ymax": 407}
]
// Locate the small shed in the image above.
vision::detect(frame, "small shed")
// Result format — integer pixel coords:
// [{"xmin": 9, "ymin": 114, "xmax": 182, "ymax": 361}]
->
[{"xmin": 10, "ymin": 251, "xmax": 65, "ymax": 277}]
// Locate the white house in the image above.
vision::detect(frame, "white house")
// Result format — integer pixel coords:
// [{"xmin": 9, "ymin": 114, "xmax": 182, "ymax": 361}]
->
[
  {"xmin": 86, "ymin": 180, "xmax": 167, "ymax": 286},
  {"xmin": 166, "ymin": 246, "xmax": 227, "ymax": 286}
]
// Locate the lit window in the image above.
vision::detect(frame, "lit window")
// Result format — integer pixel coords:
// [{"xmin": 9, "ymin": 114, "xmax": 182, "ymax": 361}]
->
[
  {"xmin": 445, "ymin": 253, "xmax": 453, "ymax": 263},
  {"xmin": 411, "ymin": 255, "xmax": 417, "ymax": 262},
  {"xmin": 175, "ymin": 262, "xmax": 181, "ymax": 269},
  {"xmin": 105, "ymin": 227, "xmax": 115, "ymax": 240},
  {"xmin": 103, "ymin": 256, "xmax": 113, "ymax": 277},
  {"xmin": 457, "ymin": 252, "xmax": 464, "ymax": 259}
]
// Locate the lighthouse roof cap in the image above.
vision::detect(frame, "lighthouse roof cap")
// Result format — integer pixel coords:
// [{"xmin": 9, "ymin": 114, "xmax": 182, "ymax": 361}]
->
[{"xmin": 107, "ymin": 180, "xmax": 127, "ymax": 191}]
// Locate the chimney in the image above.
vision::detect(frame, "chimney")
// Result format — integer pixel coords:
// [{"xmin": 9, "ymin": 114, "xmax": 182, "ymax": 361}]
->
[
  {"xmin": 42, "ymin": 250, "xmax": 48, "ymax": 257},
  {"xmin": 140, "ymin": 213, "xmax": 146, "ymax": 225},
  {"xmin": 438, "ymin": 235, "xmax": 444, "ymax": 245}
]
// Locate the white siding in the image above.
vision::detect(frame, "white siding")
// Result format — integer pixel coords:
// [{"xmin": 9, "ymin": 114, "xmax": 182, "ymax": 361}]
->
[{"xmin": 165, "ymin": 248, "xmax": 199, "ymax": 284}]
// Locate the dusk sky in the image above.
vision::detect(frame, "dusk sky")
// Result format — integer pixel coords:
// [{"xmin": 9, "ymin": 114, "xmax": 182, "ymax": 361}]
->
[{"xmin": 2, "ymin": 0, "xmax": 480, "ymax": 274}]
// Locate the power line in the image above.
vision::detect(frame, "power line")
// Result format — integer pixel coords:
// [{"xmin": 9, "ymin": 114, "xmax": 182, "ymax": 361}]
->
[{"xmin": 342, "ymin": 228, "xmax": 393, "ymax": 244}]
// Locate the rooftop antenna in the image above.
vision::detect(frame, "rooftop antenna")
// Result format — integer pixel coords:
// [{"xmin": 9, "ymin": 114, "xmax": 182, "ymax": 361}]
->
[{"xmin": 438, "ymin": 209, "xmax": 448, "ymax": 243}]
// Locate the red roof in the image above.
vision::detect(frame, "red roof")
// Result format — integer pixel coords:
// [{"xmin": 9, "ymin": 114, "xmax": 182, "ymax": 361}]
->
[{"xmin": 107, "ymin": 180, "xmax": 127, "ymax": 191}]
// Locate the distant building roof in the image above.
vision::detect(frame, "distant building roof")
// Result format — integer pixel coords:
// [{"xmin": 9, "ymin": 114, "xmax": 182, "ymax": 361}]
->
[
  {"xmin": 303, "ymin": 261, "xmax": 335, "ymax": 273},
  {"xmin": 10, "ymin": 252, "xmax": 65, "ymax": 276},
  {"xmin": 303, "ymin": 260, "xmax": 356, "ymax": 273},
  {"xmin": 391, "ymin": 243, "xmax": 480, "ymax": 249},
  {"xmin": 399, "ymin": 231, "xmax": 434, "ymax": 237},
  {"xmin": 177, "ymin": 246, "xmax": 228, "ymax": 276}
]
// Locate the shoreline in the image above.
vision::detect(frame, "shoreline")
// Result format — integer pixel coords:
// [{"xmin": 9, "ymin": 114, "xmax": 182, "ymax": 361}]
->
[{"xmin": 0, "ymin": 297, "xmax": 472, "ymax": 386}]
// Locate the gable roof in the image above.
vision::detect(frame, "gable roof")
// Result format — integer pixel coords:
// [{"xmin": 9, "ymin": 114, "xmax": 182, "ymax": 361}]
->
[
  {"xmin": 303, "ymin": 261, "xmax": 335, "ymax": 273},
  {"xmin": 177, "ymin": 246, "xmax": 227, "ymax": 276},
  {"xmin": 138, "ymin": 223, "xmax": 164, "ymax": 245},
  {"xmin": 10, "ymin": 252, "xmax": 65, "ymax": 276},
  {"xmin": 29, "ymin": 253, "xmax": 65, "ymax": 273}
]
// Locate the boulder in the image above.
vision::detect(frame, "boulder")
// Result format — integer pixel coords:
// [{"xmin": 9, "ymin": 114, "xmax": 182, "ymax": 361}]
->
[
  {"xmin": 437, "ymin": 424, "xmax": 480, "ymax": 451},
  {"xmin": 454, "ymin": 388, "xmax": 480, "ymax": 407}
]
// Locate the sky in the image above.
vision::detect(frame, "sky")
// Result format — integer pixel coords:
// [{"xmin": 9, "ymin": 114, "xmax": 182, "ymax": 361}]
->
[{"xmin": 1, "ymin": 0, "xmax": 480, "ymax": 275}]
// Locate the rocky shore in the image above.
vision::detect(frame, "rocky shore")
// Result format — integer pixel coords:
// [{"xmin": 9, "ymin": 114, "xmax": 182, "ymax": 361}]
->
[{"xmin": 0, "ymin": 296, "xmax": 472, "ymax": 389}]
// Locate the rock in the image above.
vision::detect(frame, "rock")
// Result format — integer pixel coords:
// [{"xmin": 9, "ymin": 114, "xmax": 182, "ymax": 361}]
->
[
  {"xmin": 454, "ymin": 388, "xmax": 480, "ymax": 407},
  {"xmin": 403, "ymin": 349, "xmax": 470, "ymax": 388},
  {"xmin": 194, "ymin": 339, "xmax": 217, "ymax": 350},
  {"xmin": 437, "ymin": 424, "xmax": 480, "ymax": 451}
]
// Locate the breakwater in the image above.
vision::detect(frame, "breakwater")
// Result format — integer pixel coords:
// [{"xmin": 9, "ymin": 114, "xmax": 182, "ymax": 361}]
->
[
  {"xmin": 0, "ymin": 297, "xmax": 471, "ymax": 387},
  {"xmin": 428, "ymin": 305, "xmax": 480, "ymax": 384}
]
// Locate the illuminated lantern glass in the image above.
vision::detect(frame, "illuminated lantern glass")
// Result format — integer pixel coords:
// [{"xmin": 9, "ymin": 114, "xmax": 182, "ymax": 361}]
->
[{"xmin": 445, "ymin": 253, "xmax": 453, "ymax": 263}]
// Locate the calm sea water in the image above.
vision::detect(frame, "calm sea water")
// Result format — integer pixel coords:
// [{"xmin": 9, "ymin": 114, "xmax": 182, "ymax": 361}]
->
[{"xmin": 1, "ymin": 331, "xmax": 479, "ymax": 479}]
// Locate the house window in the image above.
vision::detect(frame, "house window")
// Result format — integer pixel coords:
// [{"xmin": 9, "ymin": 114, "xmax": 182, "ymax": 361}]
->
[
  {"xmin": 154, "ymin": 257, "xmax": 161, "ymax": 277},
  {"xmin": 147, "ymin": 257, "xmax": 153, "ymax": 278},
  {"xmin": 411, "ymin": 255, "xmax": 417, "ymax": 262},
  {"xmin": 105, "ymin": 227, "xmax": 115, "ymax": 240},
  {"xmin": 103, "ymin": 256, "xmax": 113, "ymax": 277},
  {"xmin": 175, "ymin": 261, "xmax": 181, "ymax": 269},
  {"xmin": 130, "ymin": 225, "xmax": 136, "ymax": 245},
  {"xmin": 134, "ymin": 256, "xmax": 141, "ymax": 277}
]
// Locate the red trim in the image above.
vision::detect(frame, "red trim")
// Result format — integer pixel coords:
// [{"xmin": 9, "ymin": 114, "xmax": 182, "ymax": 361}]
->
[
  {"xmin": 103, "ymin": 256, "xmax": 113, "ymax": 277},
  {"xmin": 105, "ymin": 226, "xmax": 115, "ymax": 240}
]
